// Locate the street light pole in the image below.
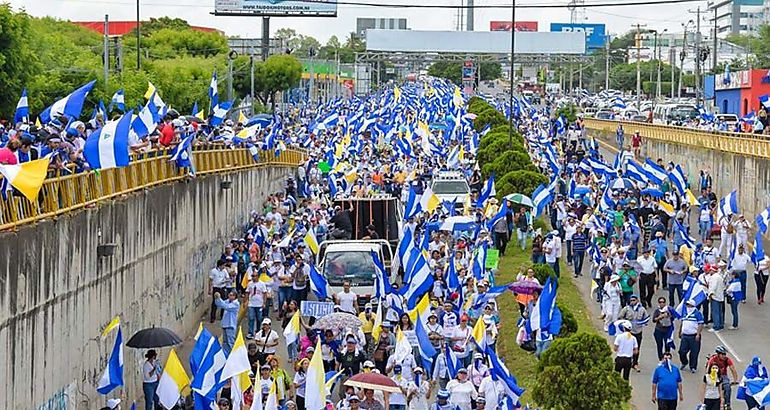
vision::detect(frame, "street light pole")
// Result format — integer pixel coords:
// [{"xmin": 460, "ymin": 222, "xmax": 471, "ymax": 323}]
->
[
  {"xmin": 656, "ymin": 29, "xmax": 667, "ymax": 102},
  {"xmin": 508, "ymin": 0, "xmax": 516, "ymax": 149},
  {"xmin": 605, "ymin": 36, "xmax": 610, "ymax": 90}
]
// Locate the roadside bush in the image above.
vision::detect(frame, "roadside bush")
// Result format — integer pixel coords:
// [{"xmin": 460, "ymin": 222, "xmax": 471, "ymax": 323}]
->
[
  {"xmin": 530, "ymin": 263, "xmax": 557, "ymax": 285},
  {"xmin": 496, "ymin": 170, "xmax": 548, "ymax": 199},
  {"xmin": 556, "ymin": 301, "xmax": 578, "ymax": 337},
  {"xmin": 474, "ymin": 108, "xmax": 507, "ymax": 132},
  {"xmin": 533, "ymin": 332, "xmax": 631, "ymax": 410},
  {"xmin": 481, "ymin": 151, "xmax": 537, "ymax": 179}
]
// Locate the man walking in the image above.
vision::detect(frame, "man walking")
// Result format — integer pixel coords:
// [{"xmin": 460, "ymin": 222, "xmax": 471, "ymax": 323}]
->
[
  {"xmin": 214, "ymin": 290, "xmax": 240, "ymax": 354},
  {"xmin": 618, "ymin": 294, "xmax": 650, "ymax": 372},
  {"xmin": 678, "ymin": 299, "xmax": 704, "ymax": 374},
  {"xmin": 652, "ymin": 352, "xmax": 684, "ymax": 410},
  {"xmin": 613, "ymin": 321, "xmax": 638, "ymax": 381},
  {"xmin": 664, "ymin": 250, "xmax": 687, "ymax": 306}
]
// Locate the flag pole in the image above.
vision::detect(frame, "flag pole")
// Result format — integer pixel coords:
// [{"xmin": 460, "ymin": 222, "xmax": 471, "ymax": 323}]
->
[{"xmin": 508, "ymin": 0, "xmax": 516, "ymax": 149}]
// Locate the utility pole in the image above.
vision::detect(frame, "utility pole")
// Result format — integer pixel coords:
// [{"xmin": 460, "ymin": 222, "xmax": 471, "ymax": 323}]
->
[
  {"xmin": 688, "ymin": 7, "xmax": 702, "ymax": 105},
  {"xmin": 261, "ymin": 17, "xmax": 270, "ymax": 61},
  {"xmin": 678, "ymin": 24, "xmax": 689, "ymax": 99},
  {"xmin": 103, "ymin": 15, "xmax": 110, "ymax": 91},
  {"xmin": 670, "ymin": 47, "xmax": 675, "ymax": 98},
  {"xmin": 135, "ymin": 0, "xmax": 140, "ymax": 69},
  {"xmin": 633, "ymin": 23, "xmax": 647, "ymax": 109},
  {"xmin": 656, "ymin": 29, "xmax": 667, "ymax": 102},
  {"xmin": 227, "ymin": 52, "xmax": 235, "ymax": 102},
  {"xmin": 712, "ymin": 4, "xmax": 718, "ymax": 74},
  {"xmin": 605, "ymin": 35, "xmax": 610, "ymax": 90},
  {"xmin": 508, "ymin": 0, "xmax": 516, "ymax": 149},
  {"xmin": 249, "ymin": 52, "xmax": 255, "ymax": 114},
  {"xmin": 466, "ymin": 0, "xmax": 474, "ymax": 31}
]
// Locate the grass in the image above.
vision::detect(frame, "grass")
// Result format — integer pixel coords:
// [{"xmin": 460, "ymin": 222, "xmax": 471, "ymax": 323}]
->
[{"xmin": 494, "ymin": 240, "xmax": 599, "ymax": 405}]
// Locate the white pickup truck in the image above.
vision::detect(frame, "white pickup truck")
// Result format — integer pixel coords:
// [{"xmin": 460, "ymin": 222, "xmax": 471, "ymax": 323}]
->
[{"xmin": 315, "ymin": 239, "xmax": 393, "ymax": 308}]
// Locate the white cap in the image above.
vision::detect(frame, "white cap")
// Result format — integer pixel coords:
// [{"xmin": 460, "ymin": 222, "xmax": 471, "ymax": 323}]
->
[{"xmin": 107, "ymin": 398, "xmax": 121, "ymax": 409}]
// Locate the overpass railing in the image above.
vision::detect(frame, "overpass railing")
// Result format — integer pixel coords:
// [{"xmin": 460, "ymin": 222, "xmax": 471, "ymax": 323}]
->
[
  {"xmin": 584, "ymin": 118, "xmax": 770, "ymax": 158},
  {"xmin": 0, "ymin": 147, "xmax": 306, "ymax": 231}
]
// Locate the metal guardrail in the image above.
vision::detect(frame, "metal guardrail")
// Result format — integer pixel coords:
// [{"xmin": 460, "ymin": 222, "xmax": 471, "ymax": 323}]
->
[
  {"xmin": 584, "ymin": 118, "xmax": 770, "ymax": 158},
  {"xmin": 0, "ymin": 147, "xmax": 306, "ymax": 231}
]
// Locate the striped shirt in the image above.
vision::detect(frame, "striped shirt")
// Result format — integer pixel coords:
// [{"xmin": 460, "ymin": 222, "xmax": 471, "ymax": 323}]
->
[{"xmin": 572, "ymin": 233, "xmax": 588, "ymax": 253}]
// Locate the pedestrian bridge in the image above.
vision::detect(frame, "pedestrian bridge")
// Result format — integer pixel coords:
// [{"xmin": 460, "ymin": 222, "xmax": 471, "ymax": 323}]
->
[
  {"xmin": 0, "ymin": 148, "xmax": 305, "ymax": 409},
  {"xmin": 584, "ymin": 118, "xmax": 770, "ymax": 220}
]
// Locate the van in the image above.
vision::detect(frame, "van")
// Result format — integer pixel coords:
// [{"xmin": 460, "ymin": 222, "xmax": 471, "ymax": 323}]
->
[
  {"xmin": 430, "ymin": 171, "xmax": 471, "ymax": 209},
  {"xmin": 316, "ymin": 239, "xmax": 393, "ymax": 308}
]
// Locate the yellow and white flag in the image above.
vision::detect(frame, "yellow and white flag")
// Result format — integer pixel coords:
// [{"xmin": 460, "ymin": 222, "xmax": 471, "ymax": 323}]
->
[
  {"xmin": 0, "ymin": 157, "xmax": 51, "ymax": 201},
  {"xmin": 304, "ymin": 229, "xmax": 319, "ymax": 255},
  {"xmin": 305, "ymin": 339, "xmax": 326, "ymax": 410},
  {"xmin": 156, "ymin": 349, "xmax": 190, "ymax": 409},
  {"xmin": 283, "ymin": 311, "xmax": 301, "ymax": 347}
]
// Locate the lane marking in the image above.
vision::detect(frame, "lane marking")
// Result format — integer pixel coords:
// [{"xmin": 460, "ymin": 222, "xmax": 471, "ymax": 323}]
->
[{"xmin": 715, "ymin": 331, "xmax": 743, "ymax": 363}]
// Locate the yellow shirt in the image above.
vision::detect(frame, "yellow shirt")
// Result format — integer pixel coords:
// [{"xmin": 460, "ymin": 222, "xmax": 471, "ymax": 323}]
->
[
  {"xmin": 678, "ymin": 245, "xmax": 693, "ymax": 266},
  {"xmin": 358, "ymin": 311, "xmax": 375, "ymax": 333}
]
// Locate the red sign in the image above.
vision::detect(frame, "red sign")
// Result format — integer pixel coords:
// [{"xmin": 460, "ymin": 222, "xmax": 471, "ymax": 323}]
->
[{"xmin": 490, "ymin": 21, "xmax": 538, "ymax": 32}]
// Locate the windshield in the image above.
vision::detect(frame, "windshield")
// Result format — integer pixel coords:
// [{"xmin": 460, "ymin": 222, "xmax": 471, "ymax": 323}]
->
[
  {"xmin": 323, "ymin": 251, "xmax": 376, "ymax": 286},
  {"xmin": 432, "ymin": 180, "xmax": 470, "ymax": 195}
]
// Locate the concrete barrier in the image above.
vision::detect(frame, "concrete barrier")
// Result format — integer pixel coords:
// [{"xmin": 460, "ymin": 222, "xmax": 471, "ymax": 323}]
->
[
  {"xmin": 0, "ymin": 165, "xmax": 295, "ymax": 409},
  {"xmin": 587, "ymin": 123, "xmax": 770, "ymax": 220}
]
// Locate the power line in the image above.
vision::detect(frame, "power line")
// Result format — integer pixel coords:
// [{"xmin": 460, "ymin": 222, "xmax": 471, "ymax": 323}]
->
[{"xmin": 52, "ymin": 0, "xmax": 705, "ymax": 10}]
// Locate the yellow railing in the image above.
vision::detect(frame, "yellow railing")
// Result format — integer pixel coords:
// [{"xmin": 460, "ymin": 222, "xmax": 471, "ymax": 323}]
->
[
  {"xmin": 0, "ymin": 147, "xmax": 306, "ymax": 231},
  {"xmin": 584, "ymin": 118, "xmax": 770, "ymax": 158}
]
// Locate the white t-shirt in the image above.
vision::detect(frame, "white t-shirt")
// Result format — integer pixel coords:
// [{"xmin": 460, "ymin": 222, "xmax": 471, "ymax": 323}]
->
[
  {"xmin": 247, "ymin": 281, "xmax": 268, "ymax": 308},
  {"xmin": 389, "ymin": 376, "xmax": 408, "ymax": 405},
  {"xmin": 453, "ymin": 326, "xmax": 472, "ymax": 358},
  {"xmin": 445, "ymin": 379, "xmax": 477, "ymax": 410},
  {"xmin": 255, "ymin": 329, "xmax": 280, "ymax": 354},
  {"xmin": 336, "ymin": 291, "xmax": 358, "ymax": 313},
  {"xmin": 143, "ymin": 360, "xmax": 159, "ymax": 383},
  {"xmin": 636, "ymin": 256, "xmax": 657, "ymax": 275},
  {"xmin": 564, "ymin": 224, "xmax": 577, "ymax": 241},
  {"xmin": 209, "ymin": 268, "xmax": 229, "ymax": 288},
  {"xmin": 613, "ymin": 333, "xmax": 638, "ymax": 358}
]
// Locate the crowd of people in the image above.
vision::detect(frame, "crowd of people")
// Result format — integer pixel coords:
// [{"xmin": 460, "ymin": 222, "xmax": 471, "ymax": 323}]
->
[{"xmin": 524, "ymin": 106, "xmax": 770, "ymax": 409}]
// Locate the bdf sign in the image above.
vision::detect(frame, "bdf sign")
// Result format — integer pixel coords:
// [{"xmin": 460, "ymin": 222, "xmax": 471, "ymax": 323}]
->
[{"xmin": 550, "ymin": 23, "xmax": 606, "ymax": 50}]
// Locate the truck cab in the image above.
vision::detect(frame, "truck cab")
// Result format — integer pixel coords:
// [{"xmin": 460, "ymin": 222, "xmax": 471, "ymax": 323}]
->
[
  {"xmin": 316, "ymin": 239, "xmax": 394, "ymax": 308},
  {"xmin": 430, "ymin": 171, "xmax": 471, "ymax": 210}
]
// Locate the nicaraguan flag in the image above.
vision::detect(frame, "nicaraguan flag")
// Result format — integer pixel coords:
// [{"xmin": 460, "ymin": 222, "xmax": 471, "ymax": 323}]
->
[
  {"xmin": 746, "ymin": 378, "xmax": 770, "ymax": 406},
  {"xmin": 96, "ymin": 317, "xmax": 123, "ymax": 394},
  {"xmin": 643, "ymin": 158, "xmax": 667, "ymax": 185},
  {"xmin": 718, "ymin": 190, "xmax": 739, "ymax": 219},
  {"xmin": 485, "ymin": 346, "xmax": 525, "ymax": 405},
  {"xmin": 624, "ymin": 160, "xmax": 649, "ymax": 184},
  {"xmin": 526, "ymin": 276, "xmax": 560, "ymax": 335},
  {"xmin": 476, "ymin": 174, "xmax": 496, "ymax": 207},
  {"xmin": 415, "ymin": 312, "xmax": 438, "ymax": 372},
  {"xmin": 169, "ymin": 134, "xmax": 194, "ymax": 169},
  {"xmin": 532, "ymin": 184, "xmax": 553, "ymax": 218},
  {"xmin": 40, "ymin": 80, "xmax": 96, "ymax": 123},
  {"xmin": 132, "ymin": 98, "xmax": 160, "ymax": 138},
  {"xmin": 14, "ymin": 88, "xmax": 28, "ymax": 124},
  {"xmin": 189, "ymin": 326, "xmax": 227, "ymax": 399},
  {"xmin": 400, "ymin": 250, "xmax": 434, "ymax": 309},
  {"xmin": 309, "ymin": 264, "xmax": 329, "ymax": 300},
  {"xmin": 210, "ymin": 101, "xmax": 233, "ymax": 126},
  {"xmin": 444, "ymin": 341, "xmax": 462, "ymax": 379},
  {"xmin": 756, "ymin": 206, "xmax": 770, "ymax": 234},
  {"xmin": 471, "ymin": 242, "xmax": 488, "ymax": 281},
  {"xmin": 209, "ymin": 70, "xmax": 218, "ymax": 112},
  {"xmin": 599, "ymin": 187, "xmax": 616, "ymax": 212},
  {"xmin": 668, "ymin": 164, "xmax": 688, "ymax": 195},
  {"xmin": 371, "ymin": 250, "xmax": 393, "ymax": 299},
  {"xmin": 674, "ymin": 276, "xmax": 708, "ymax": 318},
  {"xmin": 752, "ymin": 230, "xmax": 766, "ymax": 266},
  {"xmin": 84, "ymin": 111, "xmax": 133, "ymax": 170},
  {"xmin": 109, "ymin": 89, "xmax": 125, "ymax": 112},
  {"xmin": 446, "ymin": 251, "xmax": 460, "ymax": 293},
  {"xmin": 403, "ymin": 185, "xmax": 422, "ymax": 219},
  {"xmin": 674, "ymin": 220, "xmax": 696, "ymax": 249},
  {"xmin": 472, "ymin": 284, "xmax": 509, "ymax": 310},
  {"xmin": 485, "ymin": 200, "xmax": 509, "ymax": 230}
]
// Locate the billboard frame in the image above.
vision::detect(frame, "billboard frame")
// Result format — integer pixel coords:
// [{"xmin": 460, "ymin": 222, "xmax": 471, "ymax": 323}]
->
[{"xmin": 212, "ymin": 0, "xmax": 338, "ymax": 17}]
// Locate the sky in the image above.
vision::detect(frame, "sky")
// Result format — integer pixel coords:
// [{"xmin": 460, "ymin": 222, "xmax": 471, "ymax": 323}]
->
[{"xmin": 8, "ymin": 0, "xmax": 701, "ymax": 42}]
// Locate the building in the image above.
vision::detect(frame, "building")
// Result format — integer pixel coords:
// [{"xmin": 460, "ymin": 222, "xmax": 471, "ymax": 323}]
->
[
  {"xmin": 355, "ymin": 18, "xmax": 408, "ymax": 39},
  {"xmin": 73, "ymin": 21, "xmax": 221, "ymax": 36},
  {"xmin": 713, "ymin": 69, "xmax": 770, "ymax": 115},
  {"xmin": 710, "ymin": 0, "xmax": 764, "ymax": 38},
  {"xmin": 636, "ymin": 31, "xmax": 749, "ymax": 72}
]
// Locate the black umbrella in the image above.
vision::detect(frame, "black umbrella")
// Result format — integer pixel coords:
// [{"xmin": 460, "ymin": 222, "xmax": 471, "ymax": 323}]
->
[
  {"xmin": 183, "ymin": 115, "xmax": 204, "ymax": 124},
  {"xmin": 126, "ymin": 327, "xmax": 183, "ymax": 348}
]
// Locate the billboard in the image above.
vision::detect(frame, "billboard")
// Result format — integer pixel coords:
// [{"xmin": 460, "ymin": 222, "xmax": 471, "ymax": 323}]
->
[
  {"xmin": 214, "ymin": 0, "xmax": 337, "ymax": 17},
  {"xmin": 549, "ymin": 23, "xmax": 606, "ymax": 50},
  {"xmin": 490, "ymin": 21, "xmax": 538, "ymax": 32},
  {"xmin": 365, "ymin": 30, "xmax": 585, "ymax": 54}
]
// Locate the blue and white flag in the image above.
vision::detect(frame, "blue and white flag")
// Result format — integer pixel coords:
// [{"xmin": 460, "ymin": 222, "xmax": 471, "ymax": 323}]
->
[
  {"xmin": 190, "ymin": 326, "xmax": 227, "ymax": 399},
  {"xmin": 526, "ymin": 276, "xmax": 561, "ymax": 336},
  {"xmin": 643, "ymin": 158, "xmax": 667, "ymax": 185},
  {"xmin": 84, "ymin": 111, "xmax": 133, "ymax": 170},
  {"xmin": 394, "ymin": 225, "xmax": 415, "ymax": 273},
  {"xmin": 668, "ymin": 164, "xmax": 688, "ymax": 195},
  {"xmin": 169, "ymin": 134, "xmax": 194, "ymax": 169},
  {"xmin": 415, "ymin": 313, "xmax": 438, "ymax": 372},
  {"xmin": 599, "ymin": 187, "xmax": 616, "ymax": 212},
  {"xmin": 757, "ymin": 206, "xmax": 770, "ymax": 234},
  {"xmin": 746, "ymin": 378, "xmax": 770, "ymax": 406},
  {"xmin": 444, "ymin": 341, "xmax": 462, "ymax": 379},
  {"xmin": 476, "ymin": 174, "xmax": 496, "ymax": 207},
  {"xmin": 209, "ymin": 70, "xmax": 218, "ymax": 112},
  {"xmin": 96, "ymin": 326, "xmax": 123, "ymax": 394},
  {"xmin": 532, "ymin": 184, "xmax": 553, "ymax": 218},
  {"xmin": 485, "ymin": 200, "xmax": 509, "ymax": 230},
  {"xmin": 403, "ymin": 185, "xmax": 422, "ymax": 219},
  {"xmin": 674, "ymin": 276, "xmax": 708, "ymax": 318},
  {"xmin": 471, "ymin": 242, "xmax": 488, "ymax": 281},
  {"xmin": 371, "ymin": 250, "xmax": 393, "ymax": 299},
  {"xmin": 485, "ymin": 346, "xmax": 525, "ymax": 405},
  {"xmin": 752, "ymin": 230, "xmax": 766, "ymax": 266},
  {"xmin": 472, "ymin": 284, "xmax": 509, "ymax": 310},
  {"xmin": 109, "ymin": 89, "xmax": 126, "ymax": 112},
  {"xmin": 14, "ymin": 88, "xmax": 28, "ymax": 124},
  {"xmin": 40, "ymin": 80, "xmax": 96, "ymax": 123},
  {"xmin": 718, "ymin": 190, "xmax": 739, "ymax": 219},
  {"xmin": 132, "ymin": 98, "xmax": 160, "ymax": 138},
  {"xmin": 309, "ymin": 263, "xmax": 329, "ymax": 300},
  {"xmin": 400, "ymin": 251, "xmax": 434, "ymax": 309},
  {"xmin": 625, "ymin": 160, "xmax": 649, "ymax": 184},
  {"xmin": 674, "ymin": 220, "xmax": 696, "ymax": 249},
  {"xmin": 210, "ymin": 101, "xmax": 233, "ymax": 126}
]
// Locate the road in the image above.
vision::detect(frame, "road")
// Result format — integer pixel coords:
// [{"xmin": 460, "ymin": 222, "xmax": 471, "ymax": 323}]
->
[{"xmin": 577, "ymin": 134, "xmax": 770, "ymax": 409}]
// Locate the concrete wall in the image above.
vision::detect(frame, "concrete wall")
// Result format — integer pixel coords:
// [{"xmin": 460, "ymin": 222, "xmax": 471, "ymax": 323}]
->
[
  {"xmin": 0, "ymin": 165, "xmax": 294, "ymax": 409},
  {"xmin": 593, "ymin": 130, "xmax": 770, "ymax": 220}
]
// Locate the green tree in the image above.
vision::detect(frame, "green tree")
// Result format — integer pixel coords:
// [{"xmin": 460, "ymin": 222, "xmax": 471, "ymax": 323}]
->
[
  {"xmin": 275, "ymin": 28, "xmax": 302, "ymax": 52},
  {"xmin": 533, "ymin": 333, "xmax": 631, "ymax": 410},
  {"xmin": 140, "ymin": 17, "xmax": 191, "ymax": 35},
  {"xmin": 496, "ymin": 170, "xmax": 548, "ymax": 199},
  {"xmin": 141, "ymin": 28, "xmax": 228, "ymax": 58},
  {"xmin": 0, "ymin": 5, "xmax": 37, "ymax": 118},
  {"xmin": 254, "ymin": 54, "xmax": 302, "ymax": 110}
]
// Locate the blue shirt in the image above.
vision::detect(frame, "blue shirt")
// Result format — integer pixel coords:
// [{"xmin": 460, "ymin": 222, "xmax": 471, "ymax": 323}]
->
[
  {"xmin": 649, "ymin": 238, "xmax": 668, "ymax": 260},
  {"xmin": 215, "ymin": 298, "xmax": 240, "ymax": 329},
  {"xmin": 652, "ymin": 362, "xmax": 682, "ymax": 400}
]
